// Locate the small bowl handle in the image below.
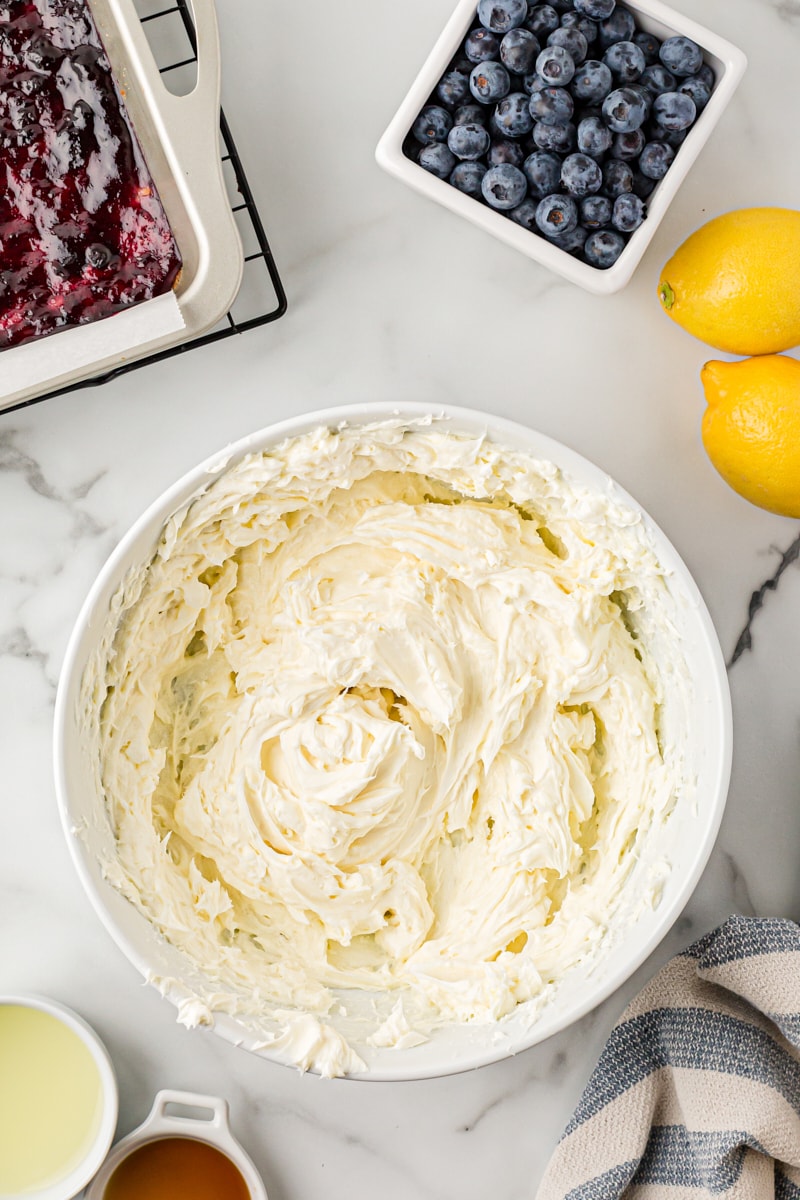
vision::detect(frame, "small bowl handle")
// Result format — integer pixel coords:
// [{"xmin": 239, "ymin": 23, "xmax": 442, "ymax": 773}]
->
[{"xmin": 141, "ymin": 1088, "xmax": 231, "ymax": 1136}]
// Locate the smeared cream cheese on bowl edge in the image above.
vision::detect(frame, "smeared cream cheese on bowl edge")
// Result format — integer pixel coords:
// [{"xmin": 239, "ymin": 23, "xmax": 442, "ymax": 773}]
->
[{"xmin": 62, "ymin": 410, "xmax": 729, "ymax": 1079}]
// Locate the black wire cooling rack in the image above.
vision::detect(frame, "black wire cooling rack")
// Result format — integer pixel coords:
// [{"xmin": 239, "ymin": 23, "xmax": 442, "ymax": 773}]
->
[{"xmin": 16, "ymin": 0, "xmax": 287, "ymax": 411}]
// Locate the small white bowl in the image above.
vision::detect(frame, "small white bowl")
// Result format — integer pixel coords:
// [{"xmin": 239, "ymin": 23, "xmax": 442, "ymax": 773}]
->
[
  {"xmin": 86, "ymin": 1090, "xmax": 267, "ymax": 1200},
  {"xmin": 0, "ymin": 995, "xmax": 118, "ymax": 1200},
  {"xmin": 376, "ymin": 0, "xmax": 746, "ymax": 294}
]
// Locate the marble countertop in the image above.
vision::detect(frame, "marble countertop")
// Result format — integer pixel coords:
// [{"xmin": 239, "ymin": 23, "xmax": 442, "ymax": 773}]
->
[{"xmin": 2, "ymin": 0, "xmax": 800, "ymax": 1196}]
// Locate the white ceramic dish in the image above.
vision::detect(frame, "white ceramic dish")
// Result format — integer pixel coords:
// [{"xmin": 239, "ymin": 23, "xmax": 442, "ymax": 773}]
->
[
  {"xmin": 0, "ymin": 994, "xmax": 118, "ymax": 1200},
  {"xmin": 86, "ymin": 1089, "xmax": 267, "ymax": 1199},
  {"xmin": 376, "ymin": 0, "xmax": 747, "ymax": 294},
  {"xmin": 54, "ymin": 403, "xmax": 732, "ymax": 1080}
]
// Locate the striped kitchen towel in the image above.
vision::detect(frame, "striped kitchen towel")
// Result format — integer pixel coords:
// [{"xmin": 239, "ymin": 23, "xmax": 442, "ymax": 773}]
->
[{"xmin": 537, "ymin": 916, "xmax": 800, "ymax": 1200}]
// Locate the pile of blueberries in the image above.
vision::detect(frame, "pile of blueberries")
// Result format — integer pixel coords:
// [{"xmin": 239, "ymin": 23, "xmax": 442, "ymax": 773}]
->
[{"xmin": 405, "ymin": 0, "xmax": 713, "ymax": 269}]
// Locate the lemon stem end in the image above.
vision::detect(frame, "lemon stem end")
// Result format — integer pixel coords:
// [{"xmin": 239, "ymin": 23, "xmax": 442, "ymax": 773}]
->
[{"xmin": 659, "ymin": 281, "xmax": 675, "ymax": 311}]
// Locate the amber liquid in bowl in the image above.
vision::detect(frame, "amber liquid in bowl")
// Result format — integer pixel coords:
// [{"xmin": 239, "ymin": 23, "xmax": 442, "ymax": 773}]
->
[{"xmin": 104, "ymin": 1137, "xmax": 251, "ymax": 1200}]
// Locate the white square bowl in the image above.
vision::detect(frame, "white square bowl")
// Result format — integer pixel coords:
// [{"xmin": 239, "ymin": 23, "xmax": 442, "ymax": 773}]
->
[{"xmin": 376, "ymin": 0, "xmax": 746, "ymax": 295}]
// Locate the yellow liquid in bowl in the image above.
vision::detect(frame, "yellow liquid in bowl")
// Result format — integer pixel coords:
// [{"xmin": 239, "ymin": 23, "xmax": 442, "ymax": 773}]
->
[{"xmin": 0, "ymin": 1005, "xmax": 104, "ymax": 1195}]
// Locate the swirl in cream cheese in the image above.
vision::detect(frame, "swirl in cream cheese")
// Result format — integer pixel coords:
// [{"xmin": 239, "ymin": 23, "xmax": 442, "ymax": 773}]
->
[{"xmin": 87, "ymin": 420, "xmax": 684, "ymax": 1075}]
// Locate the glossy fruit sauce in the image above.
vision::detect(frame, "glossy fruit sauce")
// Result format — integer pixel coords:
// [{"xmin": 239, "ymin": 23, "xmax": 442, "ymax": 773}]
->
[
  {"xmin": 0, "ymin": 0, "xmax": 181, "ymax": 350},
  {"xmin": 103, "ymin": 1136, "xmax": 252, "ymax": 1200}
]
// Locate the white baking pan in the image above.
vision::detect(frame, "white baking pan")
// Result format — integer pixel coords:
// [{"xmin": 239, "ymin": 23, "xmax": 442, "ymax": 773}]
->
[{"xmin": 0, "ymin": 0, "xmax": 243, "ymax": 411}]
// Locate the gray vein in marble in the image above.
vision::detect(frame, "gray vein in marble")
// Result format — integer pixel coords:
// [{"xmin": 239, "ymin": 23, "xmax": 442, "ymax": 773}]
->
[
  {"xmin": 729, "ymin": 529, "xmax": 800, "ymax": 666},
  {"xmin": 723, "ymin": 851, "xmax": 757, "ymax": 918}
]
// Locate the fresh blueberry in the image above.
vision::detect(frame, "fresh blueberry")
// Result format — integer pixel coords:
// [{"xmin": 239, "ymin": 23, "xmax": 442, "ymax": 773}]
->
[
  {"xmin": 584, "ymin": 228, "xmax": 625, "ymax": 266},
  {"xmin": 447, "ymin": 122, "xmax": 492, "ymax": 159},
  {"xmin": 532, "ymin": 119, "xmax": 576, "ymax": 152},
  {"xmin": 549, "ymin": 0, "xmax": 574, "ymax": 12},
  {"xmin": 522, "ymin": 70, "xmax": 549, "ymax": 94},
  {"xmin": 488, "ymin": 137, "xmax": 527, "ymax": 166},
  {"xmin": 603, "ymin": 40, "xmax": 645, "ymax": 83},
  {"xmin": 612, "ymin": 128, "xmax": 645, "ymax": 158},
  {"xmin": 547, "ymin": 27, "xmax": 589, "ymax": 64},
  {"xmin": 652, "ymin": 91, "xmax": 696, "ymax": 131},
  {"xmin": 481, "ymin": 162, "xmax": 528, "ymax": 208},
  {"xmin": 560, "ymin": 151, "xmax": 603, "ymax": 195},
  {"xmin": 508, "ymin": 197, "xmax": 540, "ymax": 230},
  {"xmin": 645, "ymin": 120, "xmax": 686, "ymax": 147},
  {"xmin": 611, "ymin": 192, "xmax": 645, "ymax": 231},
  {"xmin": 496, "ymin": 91, "xmax": 536, "ymax": 135},
  {"xmin": 601, "ymin": 86, "xmax": 647, "ymax": 132},
  {"xmin": 574, "ymin": 0, "xmax": 616, "ymax": 18},
  {"xmin": 597, "ymin": 6, "xmax": 636, "ymax": 48},
  {"xmin": 529, "ymin": 85, "xmax": 574, "ymax": 125},
  {"xmin": 677, "ymin": 75, "xmax": 711, "ymax": 111},
  {"xmin": 536, "ymin": 44, "xmax": 576, "ymax": 86},
  {"xmin": 500, "ymin": 28, "xmax": 541, "ymax": 74},
  {"xmin": 639, "ymin": 64, "xmax": 676, "ymax": 95},
  {"xmin": 632, "ymin": 30, "xmax": 661, "ymax": 65},
  {"xmin": 547, "ymin": 224, "xmax": 589, "ymax": 254},
  {"xmin": 418, "ymin": 142, "xmax": 457, "ymax": 178},
  {"xmin": 437, "ymin": 70, "xmax": 472, "ymax": 108},
  {"xmin": 696, "ymin": 63, "xmax": 715, "ymax": 90},
  {"xmin": 571, "ymin": 58, "xmax": 613, "ymax": 102},
  {"xmin": 577, "ymin": 114, "xmax": 613, "ymax": 156},
  {"xmin": 580, "ymin": 194, "xmax": 612, "ymax": 227},
  {"xmin": 659, "ymin": 35, "xmax": 703, "ymax": 77},
  {"xmin": 561, "ymin": 12, "xmax": 598, "ymax": 46},
  {"xmin": 629, "ymin": 83, "xmax": 654, "ymax": 116},
  {"xmin": 631, "ymin": 168, "xmax": 657, "ymax": 197},
  {"xmin": 535, "ymin": 193, "xmax": 579, "ymax": 236},
  {"xmin": 477, "ymin": 0, "xmax": 528, "ymax": 33},
  {"xmin": 470, "ymin": 60, "xmax": 511, "ymax": 103},
  {"xmin": 522, "ymin": 149, "xmax": 562, "ymax": 196},
  {"xmin": 464, "ymin": 27, "xmax": 502, "ymax": 63},
  {"xmin": 601, "ymin": 157, "xmax": 634, "ymax": 195},
  {"xmin": 450, "ymin": 160, "xmax": 488, "ymax": 196},
  {"xmin": 525, "ymin": 4, "xmax": 560, "ymax": 38},
  {"xmin": 638, "ymin": 140, "xmax": 676, "ymax": 178},
  {"xmin": 412, "ymin": 105, "xmax": 453, "ymax": 145},
  {"xmin": 454, "ymin": 103, "xmax": 487, "ymax": 125}
]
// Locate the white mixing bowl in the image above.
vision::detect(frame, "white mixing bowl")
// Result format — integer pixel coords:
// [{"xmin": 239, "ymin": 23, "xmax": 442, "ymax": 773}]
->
[{"xmin": 54, "ymin": 404, "xmax": 732, "ymax": 1080}]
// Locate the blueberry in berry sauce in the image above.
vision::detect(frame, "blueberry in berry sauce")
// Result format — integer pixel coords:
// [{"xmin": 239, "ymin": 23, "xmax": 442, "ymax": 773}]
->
[
  {"xmin": 560, "ymin": 13, "xmax": 598, "ymax": 46},
  {"xmin": 536, "ymin": 44, "xmax": 576, "ymax": 86},
  {"xmin": 597, "ymin": 7, "xmax": 636, "ymax": 48},
  {"xmin": 601, "ymin": 86, "xmax": 647, "ymax": 132},
  {"xmin": 677, "ymin": 75, "xmax": 711, "ymax": 111},
  {"xmin": 560, "ymin": 152, "xmax": 603, "ymax": 196},
  {"xmin": 577, "ymin": 115, "xmax": 612, "ymax": 156},
  {"xmin": 580, "ymin": 194, "xmax": 612, "ymax": 228},
  {"xmin": 571, "ymin": 59, "xmax": 613, "ymax": 103},
  {"xmin": 584, "ymin": 229, "xmax": 625, "ymax": 266},
  {"xmin": 601, "ymin": 157, "xmax": 634, "ymax": 196},
  {"xmin": 419, "ymin": 142, "xmax": 458, "ymax": 178},
  {"xmin": 611, "ymin": 192, "xmax": 645, "ymax": 232},
  {"xmin": 525, "ymin": 4, "xmax": 560, "ymax": 38},
  {"xmin": 535, "ymin": 194, "xmax": 578, "ymax": 236},
  {"xmin": 652, "ymin": 91, "xmax": 696, "ymax": 131},
  {"xmin": 522, "ymin": 150, "xmax": 562, "ymax": 196},
  {"xmin": 500, "ymin": 28, "xmax": 540, "ymax": 74},
  {"xmin": 532, "ymin": 120, "xmax": 576, "ymax": 153},
  {"xmin": 547, "ymin": 27, "xmax": 589, "ymax": 64},
  {"xmin": 638, "ymin": 140, "xmax": 675, "ymax": 179},
  {"xmin": 639, "ymin": 64, "xmax": 676, "ymax": 96},
  {"xmin": 454, "ymin": 103, "xmax": 487, "ymax": 125},
  {"xmin": 464, "ymin": 26, "xmax": 502, "ymax": 62},
  {"xmin": 477, "ymin": 0, "xmax": 527, "ymax": 33},
  {"xmin": 632, "ymin": 29, "xmax": 660, "ymax": 64},
  {"xmin": 470, "ymin": 59, "xmax": 511, "ymax": 102},
  {"xmin": 489, "ymin": 137, "xmax": 527, "ymax": 166},
  {"xmin": 612, "ymin": 128, "xmax": 645, "ymax": 159},
  {"xmin": 450, "ymin": 160, "xmax": 488, "ymax": 196},
  {"xmin": 659, "ymin": 35, "xmax": 703, "ymax": 77},
  {"xmin": 602, "ymin": 40, "xmax": 645, "ymax": 83},
  {"xmin": 448, "ymin": 122, "xmax": 492, "ymax": 159},
  {"xmin": 481, "ymin": 162, "xmax": 528, "ymax": 208},
  {"xmin": 528, "ymin": 85, "xmax": 574, "ymax": 126},
  {"xmin": 412, "ymin": 105, "xmax": 453, "ymax": 144},
  {"xmin": 437, "ymin": 69, "xmax": 472, "ymax": 108},
  {"xmin": 574, "ymin": 0, "xmax": 616, "ymax": 19},
  {"xmin": 85, "ymin": 243, "xmax": 114, "ymax": 270}
]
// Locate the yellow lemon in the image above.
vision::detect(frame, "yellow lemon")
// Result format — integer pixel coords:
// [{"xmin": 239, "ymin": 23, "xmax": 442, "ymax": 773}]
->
[
  {"xmin": 701, "ymin": 355, "xmax": 800, "ymax": 517},
  {"xmin": 658, "ymin": 207, "xmax": 800, "ymax": 355}
]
